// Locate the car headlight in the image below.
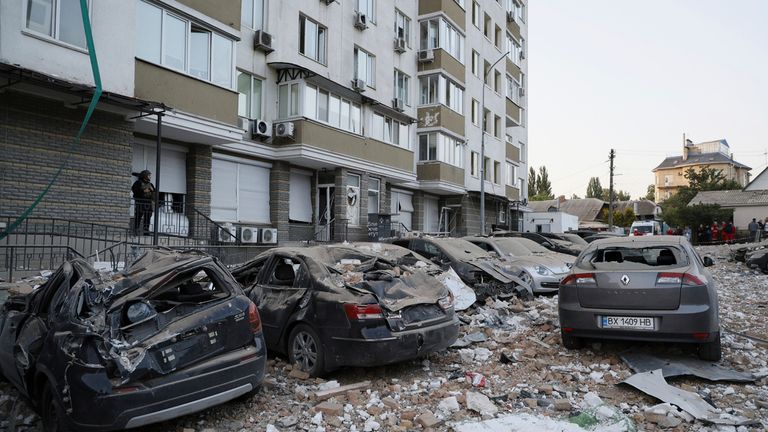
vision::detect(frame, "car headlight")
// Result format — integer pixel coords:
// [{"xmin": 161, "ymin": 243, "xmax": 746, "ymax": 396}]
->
[{"xmin": 534, "ymin": 265, "xmax": 553, "ymax": 276}]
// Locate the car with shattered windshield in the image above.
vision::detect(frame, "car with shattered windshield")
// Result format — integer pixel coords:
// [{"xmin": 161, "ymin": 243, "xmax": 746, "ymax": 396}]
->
[
  {"xmin": 0, "ymin": 249, "xmax": 267, "ymax": 431},
  {"xmin": 392, "ymin": 237, "xmax": 532, "ymax": 300},
  {"xmin": 465, "ymin": 236, "xmax": 572, "ymax": 293},
  {"xmin": 231, "ymin": 245, "xmax": 459, "ymax": 377},
  {"xmin": 558, "ymin": 236, "xmax": 720, "ymax": 360},
  {"xmin": 491, "ymin": 231, "xmax": 582, "ymax": 256}
]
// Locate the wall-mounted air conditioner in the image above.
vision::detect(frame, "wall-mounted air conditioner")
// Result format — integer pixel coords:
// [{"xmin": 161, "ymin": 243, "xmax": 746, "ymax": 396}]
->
[
  {"xmin": 418, "ymin": 49, "xmax": 434, "ymax": 63},
  {"xmin": 252, "ymin": 119, "xmax": 271, "ymax": 139},
  {"xmin": 254, "ymin": 30, "xmax": 274, "ymax": 53},
  {"xmin": 354, "ymin": 12, "xmax": 368, "ymax": 30},
  {"xmin": 274, "ymin": 122, "xmax": 296, "ymax": 139},
  {"xmin": 216, "ymin": 223, "xmax": 237, "ymax": 243},
  {"xmin": 240, "ymin": 226, "xmax": 260, "ymax": 243},
  {"xmin": 507, "ymin": 11, "xmax": 516, "ymax": 23},
  {"xmin": 352, "ymin": 78, "xmax": 366, "ymax": 92},
  {"xmin": 260, "ymin": 228, "xmax": 278, "ymax": 244},
  {"xmin": 394, "ymin": 37, "xmax": 406, "ymax": 53},
  {"xmin": 392, "ymin": 98, "xmax": 405, "ymax": 112}
]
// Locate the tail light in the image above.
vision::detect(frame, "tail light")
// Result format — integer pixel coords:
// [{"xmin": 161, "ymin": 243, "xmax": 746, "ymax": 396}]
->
[
  {"xmin": 343, "ymin": 303, "xmax": 384, "ymax": 320},
  {"xmin": 560, "ymin": 273, "xmax": 596, "ymax": 285},
  {"xmin": 248, "ymin": 302, "xmax": 262, "ymax": 333},
  {"xmin": 692, "ymin": 332, "xmax": 710, "ymax": 341},
  {"xmin": 656, "ymin": 272, "xmax": 705, "ymax": 286}
]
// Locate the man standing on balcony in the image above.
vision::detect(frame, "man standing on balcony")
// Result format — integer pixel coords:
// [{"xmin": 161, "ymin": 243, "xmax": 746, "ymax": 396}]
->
[{"xmin": 132, "ymin": 170, "xmax": 155, "ymax": 235}]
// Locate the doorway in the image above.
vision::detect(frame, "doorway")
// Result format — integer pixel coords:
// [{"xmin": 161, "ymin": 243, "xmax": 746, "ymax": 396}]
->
[{"xmin": 316, "ymin": 184, "xmax": 335, "ymax": 241}]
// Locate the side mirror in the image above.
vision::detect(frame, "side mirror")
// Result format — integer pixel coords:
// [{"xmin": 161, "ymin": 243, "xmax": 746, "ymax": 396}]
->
[{"xmin": 703, "ymin": 256, "xmax": 715, "ymax": 267}]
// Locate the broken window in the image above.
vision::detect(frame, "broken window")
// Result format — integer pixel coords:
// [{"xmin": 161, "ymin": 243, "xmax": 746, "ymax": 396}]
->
[
  {"xmin": 267, "ymin": 257, "xmax": 308, "ymax": 288},
  {"xmin": 584, "ymin": 246, "xmax": 688, "ymax": 268}
]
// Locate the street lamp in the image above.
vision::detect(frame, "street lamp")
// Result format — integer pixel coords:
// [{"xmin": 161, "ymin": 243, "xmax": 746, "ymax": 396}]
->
[{"xmin": 480, "ymin": 51, "xmax": 510, "ymax": 236}]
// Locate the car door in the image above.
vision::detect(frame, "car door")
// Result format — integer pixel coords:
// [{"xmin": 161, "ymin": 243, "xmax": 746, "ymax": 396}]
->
[
  {"xmin": 0, "ymin": 263, "xmax": 72, "ymax": 390},
  {"xmin": 250, "ymin": 255, "xmax": 311, "ymax": 349}
]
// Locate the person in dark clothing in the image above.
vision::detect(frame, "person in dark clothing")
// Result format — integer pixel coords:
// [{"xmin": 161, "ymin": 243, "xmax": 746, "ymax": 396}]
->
[{"xmin": 132, "ymin": 170, "xmax": 155, "ymax": 235}]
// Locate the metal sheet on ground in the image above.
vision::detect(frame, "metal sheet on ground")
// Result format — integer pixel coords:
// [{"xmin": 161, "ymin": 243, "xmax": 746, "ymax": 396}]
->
[{"xmin": 620, "ymin": 350, "xmax": 755, "ymax": 382}]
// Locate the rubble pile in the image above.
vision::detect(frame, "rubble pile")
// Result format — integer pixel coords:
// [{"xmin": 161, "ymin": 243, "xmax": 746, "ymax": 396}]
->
[{"xmin": 1, "ymin": 244, "xmax": 767, "ymax": 431}]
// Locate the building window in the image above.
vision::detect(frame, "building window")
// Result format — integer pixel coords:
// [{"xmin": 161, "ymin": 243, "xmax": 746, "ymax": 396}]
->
[
  {"xmin": 471, "ymin": 50, "xmax": 480, "ymax": 77},
  {"xmin": 419, "ymin": 133, "xmax": 437, "ymax": 161},
  {"xmin": 136, "ymin": 1, "xmax": 234, "ymax": 88},
  {"xmin": 289, "ymin": 171, "xmax": 313, "ymax": 223},
  {"xmin": 494, "ymin": 70, "xmax": 501, "ymax": 93},
  {"xmin": 394, "ymin": 9, "xmax": 410, "ymax": 46},
  {"xmin": 357, "ymin": 0, "xmax": 376, "ymax": 23},
  {"xmin": 494, "ymin": 24, "xmax": 502, "ymax": 49},
  {"xmin": 494, "ymin": 115, "xmax": 502, "ymax": 138},
  {"xmin": 278, "ymin": 82, "xmax": 300, "ymax": 118},
  {"xmin": 471, "ymin": 99, "xmax": 480, "ymax": 126},
  {"xmin": 506, "ymin": 162, "xmax": 516, "ymax": 186},
  {"xmin": 664, "ymin": 175, "xmax": 673, "ymax": 186},
  {"xmin": 25, "ymin": 0, "xmax": 89, "ymax": 49},
  {"xmin": 368, "ymin": 178, "xmax": 380, "ymax": 214},
  {"xmin": 419, "ymin": 18, "xmax": 464, "ymax": 63},
  {"xmin": 483, "ymin": 13, "xmax": 491, "ymax": 39},
  {"xmin": 507, "ymin": 73, "xmax": 521, "ymax": 104},
  {"xmin": 455, "ymin": 0, "xmax": 465, "ymax": 9},
  {"xmin": 418, "ymin": 74, "xmax": 463, "ymax": 114},
  {"xmin": 483, "ymin": 157, "xmax": 491, "ymax": 181},
  {"xmin": 507, "ymin": 34, "xmax": 521, "ymax": 66},
  {"xmin": 484, "ymin": 60, "xmax": 491, "ymax": 86},
  {"xmin": 299, "ymin": 15, "xmax": 327, "ymax": 64},
  {"xmin": 519, "ymin": 141, "xmax": 526, "ymax": 162},
  {"xmin": 483, "ymin": 109, "xmax": 490, "ymax": 133},
  {"xmin": 394, "ymin": 69, "xmax": 410, "ymax": 105},
  {"xmin": 241, "ymin": 0, "xmax": 264, "ymax": 30},
  {"xmin": 418, "ymin": 132, "xmax": 464, "ymax": 168},
  {"xmin": 371, "ymin": 112, "xmax": 409, "ymax": 148},
  {"xmin": 354, "ymin": 47, "xmax": 375, "ymax": 87},
  {"xmin": 471, "ymin": 152, "xmax": 479, "ymax": 177},
  {"xmin": 304, "ymin": 84, "xmax": 362, "ymax": 134},
  {"xmin": 237, "ymin": 72, "xmax": 262, "ymax": 119},
  {"xmin": 211, "ymin": 158, "xmax": 270, "ymax": 223},
  {"xmin": 472, "ymin": 1, "xmax": 481, "ymax": 28}
]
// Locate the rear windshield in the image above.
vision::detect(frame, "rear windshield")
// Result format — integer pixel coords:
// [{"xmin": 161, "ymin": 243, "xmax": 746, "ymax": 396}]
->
[
  {"xmin": 633, "ymin": 225, "xmax": 654, "ymax": 233},
  {"xmin": 578, "ymin": 245, "xmax": 689, "ymax": 269},
  {"xmin": 513, "ymin": 238, "xmax": 551, "ymax": 254}
]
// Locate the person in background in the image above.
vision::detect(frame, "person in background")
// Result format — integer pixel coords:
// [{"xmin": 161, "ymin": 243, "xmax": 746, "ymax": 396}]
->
[
  {"xmin": 710, "ymin": 221, "xmax": 720, "ymax": 243},
  {"xmin": 763, "ymin": 218, "xmax": 768, "ymax": 241},
  {"xmin": 723, "ymin": 220, "xmax": 735, "ymax": 243},
  {"xmin": 758, "ymin": 219, "xmax": 765, "ymax": 242},
  {"xmin": 132, "ymin": 170, "xmax": 155, "ymax": 235},
  {"xmin": 748, "ymin": 218, "xmax": 759, "ymax": 243}
]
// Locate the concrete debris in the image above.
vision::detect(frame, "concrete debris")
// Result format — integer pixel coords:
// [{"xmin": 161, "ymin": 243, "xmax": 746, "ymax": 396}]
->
[
  {"xmin": 314, "ymin": 380, "xmax": 371, "ymax": 401},
  {"xmin": 466, "ymin": 391, "xmax": 498, "ymax": 416}
]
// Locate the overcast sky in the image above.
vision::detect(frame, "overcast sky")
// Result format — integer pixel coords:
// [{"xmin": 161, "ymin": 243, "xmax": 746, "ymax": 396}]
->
[{"xmin": 528, "ymin": 0, "xmax": 768, "ymax": 200}]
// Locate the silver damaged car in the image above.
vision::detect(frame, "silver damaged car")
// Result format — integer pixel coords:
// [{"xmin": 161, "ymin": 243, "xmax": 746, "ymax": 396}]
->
[{"xmin": 558, "ymin": 236, "xmax": 720, "ymax": 360}]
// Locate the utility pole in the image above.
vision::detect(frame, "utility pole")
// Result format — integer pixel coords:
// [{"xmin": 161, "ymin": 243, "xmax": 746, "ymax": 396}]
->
[{"xmin": 608, "ymin": 149, "xmax": 615, "ymax": 229}]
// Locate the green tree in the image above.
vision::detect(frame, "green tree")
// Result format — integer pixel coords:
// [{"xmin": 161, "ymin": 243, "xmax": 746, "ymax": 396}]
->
[
  {"xmin": 661, "ymin": 166, "xmax": 739, "ymax": 229},
  {"xmin": 528, "ymin": 166, "xmax": 537, "ymax": 198},
  {"xmin": 586, "ymin": 177, "xmax": 603, "ymax": 198},
  {"xmin": 644, "ymin": 184, "xmax": 655, "ymax": 201},
  {"xmin": 600, "ymin": 188, "xmax": 631, "ymax": 202},
  {"xmin": 536, "ymin": 166, "xmax": 554, "ymax": 200}
]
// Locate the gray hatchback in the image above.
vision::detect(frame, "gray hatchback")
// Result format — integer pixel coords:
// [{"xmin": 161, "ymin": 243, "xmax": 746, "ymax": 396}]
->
[{"xmin": 558, "ymin": 236, "xmax": 720, "ymax": 361}]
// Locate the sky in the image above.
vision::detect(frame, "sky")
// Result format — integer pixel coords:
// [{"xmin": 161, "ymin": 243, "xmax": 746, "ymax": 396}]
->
[{"xmin": 528, "ymin": 0, "xmax": 768, "ymax": 200}]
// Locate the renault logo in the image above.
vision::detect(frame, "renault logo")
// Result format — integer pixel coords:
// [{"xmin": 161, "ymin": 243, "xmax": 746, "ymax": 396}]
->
[{"xmin": 621, "ymin": 275, "xmax": 631, "ymax": 285}]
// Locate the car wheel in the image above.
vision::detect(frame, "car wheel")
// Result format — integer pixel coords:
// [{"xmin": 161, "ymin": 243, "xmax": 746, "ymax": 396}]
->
[
  {"xmin": 288, "ymin": 324, "xmax": 325, "ymax": 377},
  {"xmin": 698, "ymin": 334, "xmax": 722, "ymax": 362},
  {"xmin": 560, "ymin": 329, "xmax": 583, "ymax": 350},
  {"xmin": 40, "ymin": 381, "xmax": 72, "ymax": 432}
]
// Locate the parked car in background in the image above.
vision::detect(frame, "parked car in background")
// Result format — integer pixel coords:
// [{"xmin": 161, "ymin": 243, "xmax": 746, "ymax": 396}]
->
[
  {"xmin": 232, "ymin": 245, "xmax": 459, "ymax": 377},
  {"xmin": 539, "ymin": 232, "xmax": 588, "ymax": 248},
  {"xmin": 558, "ymin": 236, "xmax": 720, "ymax": 360},
  {"xmin": 392, "ymin": 237, "xmax": 533, "ymax": 300},
  {"xmin": 583, "ymin": 232, "xmax": 626, "ymax": 243},
  {"xmin": 465, "ymin": 236, "xmax": 572, "ymax": 293},
  {"xmin": 0, "ymin": 250, "xmax": 267, "ymax": 431},
  {"xmin": 567, "ymin": 230, "xmax": 598, "ymax": 239},
  {"xmin": 491, "ymin": 231, "xmax": 582, "ymax": 256},
  {"xmin": 630, "ymin": 220, "xmax": 662, "ymax": 236}
]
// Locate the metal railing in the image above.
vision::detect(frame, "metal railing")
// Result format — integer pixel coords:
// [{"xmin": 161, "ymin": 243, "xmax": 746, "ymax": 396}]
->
[
  {"xmin": 1, "ymin": 245, "xmax": 84, "ymax": 282},
  {"xmin": 131, "ymin": 198, "xmax": 190, "ymax": 237}
]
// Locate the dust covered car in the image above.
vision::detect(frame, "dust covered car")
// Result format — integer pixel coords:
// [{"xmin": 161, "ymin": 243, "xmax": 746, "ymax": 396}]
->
[
  {"xmin": 231, "ymin": 245, "xmax": 459, "ymax": 376},
  {"xmin": 392, "ymin": 237, "xmax": 533, "ymax": 300},
  {"xmin": 558, "ymin": 236, "xmax": 720, "ymax": 360},
  {"xmin": 0, "ymin": 250, "xmax": 267, "ymax": 431}
]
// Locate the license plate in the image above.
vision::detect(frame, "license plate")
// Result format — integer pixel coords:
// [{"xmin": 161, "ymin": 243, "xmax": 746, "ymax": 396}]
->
[{"xmin": 601, "ymin": 316, "xmax": 654, "ymax": 330}]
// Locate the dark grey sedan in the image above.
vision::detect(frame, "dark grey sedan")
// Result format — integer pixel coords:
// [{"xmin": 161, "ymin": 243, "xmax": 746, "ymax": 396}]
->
[{"xmin": 558, "ymin": 236, "xmax": 720, "ymax": 360}]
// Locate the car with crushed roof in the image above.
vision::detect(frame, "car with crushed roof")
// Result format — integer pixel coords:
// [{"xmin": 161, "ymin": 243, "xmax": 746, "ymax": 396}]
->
[
  {"xmin": 491, "ymin": 231, "xmax": 582, "ymax": 256},
  {"xmin": 0, "ymin": 249, "xmax": 267, "ymax": 431},
  {"xmin": 464, "ymin": 236, "xmax": 572, "ymax": 294},
  {"xmin": 558, "ymin": 236, "xmax": 720, "ymax": 360},
  {"xmin": 231, "ymin": 244, "xmax": 459, "ymax": 377},
  {"xmin": 391, "ymin": 237, "xmax": 533, "ymax": 300}
]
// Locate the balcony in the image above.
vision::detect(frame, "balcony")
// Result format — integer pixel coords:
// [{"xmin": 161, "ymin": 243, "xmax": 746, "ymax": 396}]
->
[
  {"xmin": 507, "ymin": 19, "xmax": 521, "ymax": 40},
  {"xmin": 506, "ymin": 142, "xmax": 520, "ymax": 162},
  {"xmin": 506, "ymin": 185, "xmax": 520, "ymax": 200},
  {"xmin": 506, "ymin": 98, "xmax": 522, "ymax": 126},
  {"xmin": 418, "ymin": 49, "xmax": 466, "ymax": 82},
  {"xmin": 417, "ymin": 106, "xmax": 465, "ymax": 136},
  {"xmin": 506, "ymin": 57, "xmax": 521, "ymax": 79},
  {"xmin": 417, "ymin": 162, "xmax": 466, "ymax": 195},
  {"xmin": 419, "ymin": 0, "xmax": 466, "ymax": 30}
]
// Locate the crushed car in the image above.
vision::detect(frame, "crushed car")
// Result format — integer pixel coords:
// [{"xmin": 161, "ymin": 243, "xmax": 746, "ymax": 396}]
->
[
  {"xmin": 0, "ymin": 249, "xmax": 267, "ymax": 431},
  {"xmin": 465, "ymin": 236, "xmax": 572, "ymax": 294},
  {"xmin": 231, "ymin": 245, "xmax": 459, "ymax": 377},
  {"xmin": 558, "ymin": 236, "xmax": 721, "ymax": 360},
  {"xmin": 392, "ymin": 237, "xmax": 533, "ymax": 300}
]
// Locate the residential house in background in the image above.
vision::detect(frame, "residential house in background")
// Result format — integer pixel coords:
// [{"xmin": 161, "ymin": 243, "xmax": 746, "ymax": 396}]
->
[
  {"xmin": 652, "ymin": 138, "xmax": 751, "ymax": 202},
  {"xmin": 0, "ymin": 0, "xmax": 529, "ymax": 249}
]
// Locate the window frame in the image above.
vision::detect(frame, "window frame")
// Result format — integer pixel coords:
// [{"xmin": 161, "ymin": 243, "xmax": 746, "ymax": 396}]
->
[
  {"xmin": 299, "ymin": 14, "xmax": 327, "ymax": 65},
  {"xmin": 237, "ymin": 71, "xmax": 263, "ymax": 120},
  {"xmin": 24, "ymin": 0, "xmax": 91, "ymax": 50},
  {"xmin": 394, "ymin": 9, "xmax": 411, "ymax": 47},
  {"xmin": 418, "ymin": 132, "xmax": 464, "ymax": 168},
  {"xmin": 471, "ymin": 151, "xmax": 480, "ymax": 178},
  {"xmin": 472, "ymin": 1, "xmax": 481, "ymax": 28},
  {"xmin": 303, "ymin": 83, "xmax": 363, "ymax": 134},
  {"xmin": 354, "ymin": 46, "xmax": 376, "ymax": 88},
  {"xmin": 368, "ymin": 178, "xmax": 381, "ymax": 215},
  {"xmin": 241, "ymin": 0, "xmax": 264, "ymax": 30},
  {"xmin": 394, "ymin": 69, "xmax": 411, "ymax": 106},
  {"xmin": 370, "ymin": 111, "xmax": 409, "ymax": 148},
  {"xmin": 357, "ymin": 0, "xmax": 376, "ymax": 24}
]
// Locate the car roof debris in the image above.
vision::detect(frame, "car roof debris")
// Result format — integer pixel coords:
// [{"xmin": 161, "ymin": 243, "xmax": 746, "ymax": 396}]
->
[{"xmin": 620, "ymin": 349, "xmax": 756, "ymax": 382}]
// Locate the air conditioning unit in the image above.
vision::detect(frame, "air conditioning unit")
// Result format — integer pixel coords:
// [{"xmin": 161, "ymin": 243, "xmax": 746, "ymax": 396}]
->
[
  {"xmin": 392, "ymin": 98, "xmax": 405, "ymax": 112},
  {"xmin": 354, "ymin": 12, "xmax": 368, "ymax": 30},
  {"xmin": 394, "ymin": 37, "xmax": 406, "ymax": 53},
  {"xmin": 252, "ymin": 119, "xmax": 271, "ymax": 139},
  {"xmin": 274, "ymin": 121, "xmax": 296, "ymax": 139},
  {"xmin": 240, "ymin": 226, "xmax": 260, "ymax": 243},
  {"xmin": 216, "ymin": 223, "xmax": 237, "ymax": 243},
  {"xmin": 418, "ymin": 49, "xmax": 434, "ymax": 63},
  {"xmin": 253, "ymin": 30, "xmax": 274, "ymax": 53},
  {"xmin": 507, "ymin": 11, "xmax": 516, "ymax": 23},
  {"xmin": 260, "ymin": 228, "xmax": 278, "ymax": 244},
  {"xmin": 238, "ymin": 117, "xmax": 251, "ymax": 135},
  {"xmin": 520, "ymin": 50, "xmax": 526, "ymax": 60},
  {"xmin": 518, "ymin": 87, "xmax": 526, "ymax": 97},
  {"xmin": 352, "ymin": 78, "xmax": 366, "ymax": 92}
]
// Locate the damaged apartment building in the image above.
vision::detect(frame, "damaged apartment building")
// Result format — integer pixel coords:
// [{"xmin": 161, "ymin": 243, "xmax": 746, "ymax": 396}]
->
[{"xmin": 0, "ymin": 0, "xmax": 529, "ymax": 246}]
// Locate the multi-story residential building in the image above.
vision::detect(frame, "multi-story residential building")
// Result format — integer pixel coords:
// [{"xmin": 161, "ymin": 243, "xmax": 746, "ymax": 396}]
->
[
  {"xmin": 653, "ymin": 139, "xmax": 751, "ymax": 202},
  {"xmin": 0, "ymin": 0, "xmax": 528, "ymax": 246}
]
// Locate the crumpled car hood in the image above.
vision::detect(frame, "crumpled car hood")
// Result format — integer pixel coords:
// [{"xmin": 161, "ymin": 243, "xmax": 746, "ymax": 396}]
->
[{"xmin": 357, "ymin": 270, "xmax": 448, "ymax": 312}]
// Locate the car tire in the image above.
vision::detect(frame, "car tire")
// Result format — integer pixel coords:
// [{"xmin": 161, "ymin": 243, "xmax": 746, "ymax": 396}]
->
[
  {"xmin": 40, "ymin": 381, "xmax": 73, "ymax": 432},
  {"xmin": 560, "ymin": 329, "xmax": 583, "ymax": 350},
  {"xmin": 698, "ymin": 334, "xmax": 722, "ymax": 362},
  {"xmin": 288, "ymin": 324, "xmax": 325, "ymax": 377}
]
